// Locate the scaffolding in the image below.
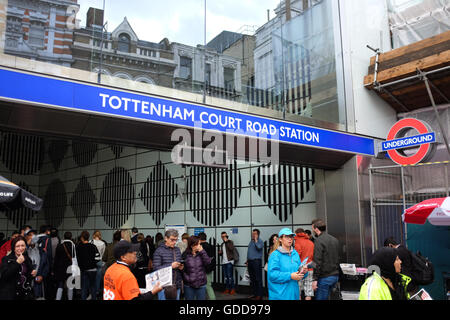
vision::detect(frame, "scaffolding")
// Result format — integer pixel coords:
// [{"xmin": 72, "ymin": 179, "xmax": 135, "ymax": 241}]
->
[{"xmin": 365, "ymin": 30, "xmax": 450, "ymax": 159}]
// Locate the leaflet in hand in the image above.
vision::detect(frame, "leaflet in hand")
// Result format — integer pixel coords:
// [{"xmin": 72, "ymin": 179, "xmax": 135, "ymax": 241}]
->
[
  {"xmin": 144, "ymin": 266, "xmax": 172, "ymax": 292},
  {"xmin": 300, "ymin": 257, "xmax": 309, "ymax": 268},
  {"xmin": 409, "ymin": 288, "xmax": 433, "ymax": 300},
  {"xmin": 297, "ymin": 256, "xmax": 310, "ymax": 278}
]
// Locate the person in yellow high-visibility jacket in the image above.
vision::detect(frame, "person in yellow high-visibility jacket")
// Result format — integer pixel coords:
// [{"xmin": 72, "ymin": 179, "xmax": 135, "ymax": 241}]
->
[{"xmin": 359, "ymin": 247, "xmax": 411, "ymax": 300}]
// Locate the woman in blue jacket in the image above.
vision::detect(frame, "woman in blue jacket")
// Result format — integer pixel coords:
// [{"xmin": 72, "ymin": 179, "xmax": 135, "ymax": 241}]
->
[{"xmin": 267, "ymin": 228, "xmax": 305, "ymax": 300}]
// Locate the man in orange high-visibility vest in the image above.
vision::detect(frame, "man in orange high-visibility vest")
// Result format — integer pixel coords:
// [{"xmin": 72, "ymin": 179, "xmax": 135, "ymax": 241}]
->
[{"xmin": 103, "ymin": 241, "xmax": 162, "ymax": 300}]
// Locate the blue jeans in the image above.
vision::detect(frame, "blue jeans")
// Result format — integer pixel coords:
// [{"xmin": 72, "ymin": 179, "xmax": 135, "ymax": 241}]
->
[
  {"xmin": 184, "ymin": 285, "xmax": 206, "ymax": 300},
  {"xmin": 81, "ymin": 271, "xmax": 97, "ymax": 300},
  {"xmin": 316, "ymin": 275, "xmax": 339, "ymax": 300},
  {"xmin": 222, "ymin": 263, "xmax": 234, "ymax": 290},
  {"xmin": 157, "ymin": 288, "xmax": 180, "ymax": 300}
]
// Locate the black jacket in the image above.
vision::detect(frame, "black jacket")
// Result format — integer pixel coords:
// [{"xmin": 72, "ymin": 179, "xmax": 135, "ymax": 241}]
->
[
  {"xmin": 201, "ymin": 241, "xmax": 216, "ymax": 273},
  {"xmin": 312, "ymin": 232, "xmax": 340, "ymax": 281},
  {"xmin": 395, "ymin": 245, "xmax": 419, "ymax": 293},
  {"xmin": 54, "ymin": 241, "xmax": 76, "ymax": 281},
  {"xmin": 0, "ymin": 252, "xmax": 34, "ymax": 300},
  {"xmin": 76, "ymin": 242, "xmax": 100, "ymax": 271}
]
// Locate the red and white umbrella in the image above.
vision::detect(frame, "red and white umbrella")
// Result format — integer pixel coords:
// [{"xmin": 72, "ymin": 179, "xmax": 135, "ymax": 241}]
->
[{"xmin": 402, "ymin": 197, "xmax": 450, "ymax": 226}]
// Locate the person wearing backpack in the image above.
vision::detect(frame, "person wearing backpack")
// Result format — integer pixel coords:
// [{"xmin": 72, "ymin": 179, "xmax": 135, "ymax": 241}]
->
[
  {"xmin": 218, "ymin": 231, "xmax": 236, "ymax": 295},
  {"xmin": 198, "ymin": 232, "xmax": 216, "ymax": 300},
  {"xmin": 359, "ymin": 247, "xmax": 411, "ymax": 300},
  {"xmin": 384, "ymin": 237, "xmax": 420, "ymax": 295}
]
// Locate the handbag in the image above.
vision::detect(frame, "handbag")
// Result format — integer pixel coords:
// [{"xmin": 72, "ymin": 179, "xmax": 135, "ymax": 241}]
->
[
  {"xmin": 164, "ymin": 249, "xmax": 178, "ymax": 300},
  {"xmin": 63, "ymin": 242, "xmax": 80, "ymax": 277}
]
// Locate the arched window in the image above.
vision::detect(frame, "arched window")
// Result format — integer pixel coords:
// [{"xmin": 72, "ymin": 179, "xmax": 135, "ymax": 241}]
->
[{"xmin": 118, "ymin": 33, "xmax": 130, "ymax": 53}]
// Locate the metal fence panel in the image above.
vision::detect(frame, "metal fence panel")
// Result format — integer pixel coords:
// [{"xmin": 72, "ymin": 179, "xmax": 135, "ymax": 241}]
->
[{"xmin": 369, "ymin": 161, "xmax": 449, "ymax": 252}]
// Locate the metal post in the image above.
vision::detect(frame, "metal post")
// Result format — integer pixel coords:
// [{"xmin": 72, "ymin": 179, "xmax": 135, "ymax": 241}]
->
[
  {"xmin": 280, "ymin": 6, "xmax": 286, "ymax": 118},
  {"xmin": 445, "ymin": 164, "xmax": 449, "ymax": 197},
  {"xmin": 203, "ymin": 0, "xmax": 206, "ymax": 104},
  {"xmin": 369, "ymin": 166, "xmax": 377, "ymax": 253},
  {"xmin": 400, "ymin": 166, "xmax": 407, "ymax": 246},
  {"xmin": 97, "ymin": 0, "xmax": 106, "ymax": 84},
  {"xmin": 421, "ymin": 71, "xmax": 450, "ymax": 158},
  {"xmin": 366, "ymin": 45, "xmax": 380, "ymax": 87}
]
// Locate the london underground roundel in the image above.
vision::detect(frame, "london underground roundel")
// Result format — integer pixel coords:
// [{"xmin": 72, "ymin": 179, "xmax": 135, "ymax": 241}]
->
[{"xmin": 382, "ymin": 118, "xmax": 436, "ymax": 166}]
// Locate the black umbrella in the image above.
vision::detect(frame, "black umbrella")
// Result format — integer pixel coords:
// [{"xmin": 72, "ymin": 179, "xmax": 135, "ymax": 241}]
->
[{"xmin": 0, "ymin": 175, "xmax": 43, "ymax": 211}]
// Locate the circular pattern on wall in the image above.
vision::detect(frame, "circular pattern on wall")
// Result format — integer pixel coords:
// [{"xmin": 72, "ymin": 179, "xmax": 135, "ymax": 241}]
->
[
  {"xmin": 100, "ymin": 167, "xmax": 135, "ymax": 229},
  {"xmin": 70, "ymin": 175, "xmax": 96, "ymax": 227},
  {"xmin": 72, "ymin": 141, "xmax": 97, "ymax": 167},
  {"xmin": 186, "ymin": 161, "xmax": 241, "ymax": 226},
  {"xmin": 4, "ymin": 182, "xmax": 38, "ymax": 228},
  {"xmin": 139, "ymin": 161, "xmax": 178, "ymax": 226},
  {"xmin": 0, "ymin": 132, "xmax": 45, "ymax": 175},
  {"xmin": 43, "ymin": 179, "xmax": 67, "ymax": 228}
]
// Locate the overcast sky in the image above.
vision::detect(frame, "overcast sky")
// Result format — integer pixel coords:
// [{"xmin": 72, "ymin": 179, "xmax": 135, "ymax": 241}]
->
[{"xmin": 76, "ymin": 0, "xmax": 281, "ymax": 46}]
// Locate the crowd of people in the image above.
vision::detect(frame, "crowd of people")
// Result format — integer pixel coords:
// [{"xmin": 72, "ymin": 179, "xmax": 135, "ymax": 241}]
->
[{"xmin": 0, "ymin": 219, "xmax": 429, "ymax": 301}]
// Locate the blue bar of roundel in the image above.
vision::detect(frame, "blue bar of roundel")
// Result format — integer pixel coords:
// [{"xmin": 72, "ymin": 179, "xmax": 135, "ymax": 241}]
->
[{"xmin": 381, "ymin": 133, "xmax": 436, "ymax": 151}]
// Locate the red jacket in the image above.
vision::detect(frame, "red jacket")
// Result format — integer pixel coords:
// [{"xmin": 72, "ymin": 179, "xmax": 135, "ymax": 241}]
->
[
  {"xmin": 294, "ymin": 233, "xmax": 314, "ymax": 271},
  {"xmin": 0, "ymin": 240, "xmax": 12, "ymax": 265}
]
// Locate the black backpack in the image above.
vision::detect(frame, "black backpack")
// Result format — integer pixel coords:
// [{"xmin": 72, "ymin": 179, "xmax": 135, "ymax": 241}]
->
[{"xmin": 410, "ymin": 251, "xmax": 434, "ymax": 285}]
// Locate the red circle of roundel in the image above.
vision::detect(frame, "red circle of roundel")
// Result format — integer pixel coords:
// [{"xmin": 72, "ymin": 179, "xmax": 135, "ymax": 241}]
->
[{"xmin": 386, "ymin": 118, "xmax": 430, "ymax": 166}]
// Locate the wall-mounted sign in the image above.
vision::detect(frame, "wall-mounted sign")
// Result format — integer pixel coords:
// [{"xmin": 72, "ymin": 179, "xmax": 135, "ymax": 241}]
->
[
  {"xmin": 382, "ymin": 118, "xmax": 436, "ymax": 165},
  {"xmin": 0, "ymin": 68, "xmax": 375, "ymax": 156},
  {"xmin": 194, "ymin": 228, "xmax": 205, "ymax": 236}
]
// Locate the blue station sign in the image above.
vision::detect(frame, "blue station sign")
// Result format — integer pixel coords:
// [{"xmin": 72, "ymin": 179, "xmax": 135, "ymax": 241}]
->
[{"xmin": 0, "ymin": 68, "xmax": 375, "ymax": 156}]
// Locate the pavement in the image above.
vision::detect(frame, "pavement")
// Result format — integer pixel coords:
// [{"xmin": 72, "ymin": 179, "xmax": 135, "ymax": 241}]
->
[
  {"xmin": 215, "ymin": 290, "xmax": 265, "ymax": 301},
  {"xmin": 213, "ymin": 289, "xmax": 360, "ymax": 300}
]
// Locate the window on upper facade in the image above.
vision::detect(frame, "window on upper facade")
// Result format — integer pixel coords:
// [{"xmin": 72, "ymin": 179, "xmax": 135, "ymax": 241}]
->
[
  {"xmin": 29, "ymin": 21, "xmax": 45, "ymax": 47},
  {"xmin": 118, "ymin": 33, "xmax": 131, "ymax": 53},
  {"xmin": 205, "ymin": 63, "xmax": 211, "ymax": 85},
  {"xmin": 94, "ymin": 39, "xmax": 108, "ymax": 48},
  {"xmin": 180, "ymin": 56, "xmax": 192, "ymax": 79},
  {"xmin": 224, "ymin": 67, "xmax": 235, "ymax": 91},
  {"xmin": 6, "ymin": 16, "xmax": 21, "ymax": 34}
]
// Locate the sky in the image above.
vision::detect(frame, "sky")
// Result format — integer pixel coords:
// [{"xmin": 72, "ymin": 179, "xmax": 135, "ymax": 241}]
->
[{"xmin": 76, "ymin": 0, "xmax": 281, "ymax": 46}]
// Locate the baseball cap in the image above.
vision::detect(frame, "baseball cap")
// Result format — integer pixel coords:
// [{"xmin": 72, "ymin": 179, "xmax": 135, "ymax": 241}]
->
[
  {"xmin": 278, "ymin": 228, "xmax": 295, "ymax": 237},
  {"xmin": 113, "ymin": 240, "xmax": 140, "ymax": 260},
  {"xmin": 25, "ymin": 229, "xmax": 37, "ymax": 236}
]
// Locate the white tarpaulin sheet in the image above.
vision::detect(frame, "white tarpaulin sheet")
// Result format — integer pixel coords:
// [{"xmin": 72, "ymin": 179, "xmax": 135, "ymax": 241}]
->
[{"xmin": 388, "ymin": 0, "xmax": 450, "ymax": 48}]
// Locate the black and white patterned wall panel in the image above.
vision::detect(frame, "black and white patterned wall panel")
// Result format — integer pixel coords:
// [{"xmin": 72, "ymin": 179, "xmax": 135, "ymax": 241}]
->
[
  {"xmin": 139, "ymin": 161, "xmax": 178, "ymax": 226},
  {"xmin": 72, "ymin": 141, "xmax": 98, "ymax": 167},
  {"xmin": 186, "ymin": 161, "xmax": 242, "ymax": 226},
  {"xmin": 110, "ymin": 145, "xmax": 124, "ymax": 159},
  {"xmin": 43, "ymin": 179, "xmax": 67, "ymax": 228},
  {"xmin": 251, "ymin": 164, "xmax": 315, "ymax": 222},
  {"xmin": 48, "ymin": 139, "xmax": 69, "ymax": 171},
  {"xmin": 100, "ymin": 167, "xmax": 135, "ymax": 229},
  {"xmin": 0, "ymin": 132, "xmax": 45, "ymax": 175},
  {"xmin": 70, "ymin": 175, "xmax": 96, "ymax": 227}
]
